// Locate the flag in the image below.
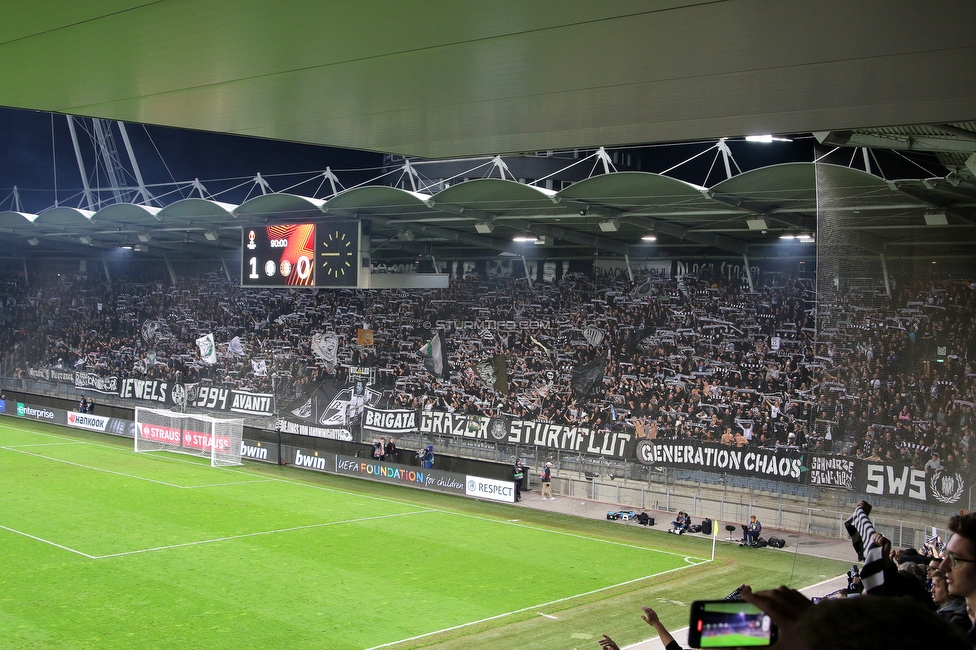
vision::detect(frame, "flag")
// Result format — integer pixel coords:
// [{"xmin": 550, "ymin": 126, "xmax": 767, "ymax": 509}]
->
[
  {"xmin": 845, "ymin": 503, "xmax": 884, "ymax": 594},
  {"xmin": 571, "ymin": 356, "xmax": 606, "ymax": 400},
  {"xmin": 357, "ymin": 328, "xmax": 374, "ymax": 346},
  {"xmin": 252, "ymin": 359, "xmax": 268, "ymax": 376},
  {"xmin": 228, "ymin": 336, "xmax": 245, "ymax": 356},
  {"xmin": 195, "ymin": 333, "xmax": 217, "ymax": 365},
  {"xmin": 583, "ymin": 326, "xmax": 605, "ymax": 347},
  {"xmin": 141, "ymin": 319, "xmax": 160, "ymax": 344},
  {"xmin": 311, "ymin": 332, "xmax": 339, "ymax": 365},
  {"xmin": 770, "ymin": 336, "xmax": 781, "ymax": 351},
  {"xmin": 421, "ymin": 330, "xmax": 449, "ymax": 378},
  {"xmin": 529, "ymin": 334, "xmax": 554, "ymax": 360},
  {"xmin": 632, "ymin": 278, "xmax": 655, "ymax": 298},
  {"xmin": 474, "ymin": 354, "xmax": 508, "ymax": 392}
]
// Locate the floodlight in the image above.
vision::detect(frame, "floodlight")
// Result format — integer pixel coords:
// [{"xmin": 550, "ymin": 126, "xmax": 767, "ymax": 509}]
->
[
  {"xmin": 204, "ymin": 230, "xmax": 219, "ymax": 241},
  {"xmin": 598, "ymin": 219, "xmax": 619, "ymax": 232},
  {"xmin": 27, "ymin": 237, "xmax": 39, "ymax": 246},
  {"xmin": 924, "ymin": 212, "xmax": 948, "ymax": 226},
  {"xmin": 474, "ymin": 221, "xmax": 494, "ymax": 234},
  {"xmin": 746, "ymin": 219, "xmax": 768, "ymax": 230},
  {"xmin": 79, "ymin": 235, "xmax": 92, "ymax": 245}
]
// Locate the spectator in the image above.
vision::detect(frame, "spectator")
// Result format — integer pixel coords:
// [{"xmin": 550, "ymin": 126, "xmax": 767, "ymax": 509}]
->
[
  {"xmin": 931, "ymin": 569, "xmax": 970, "ymax": 631},
  {"xmin": 599, "ymin": 605, "xmax": 681, "ymax": 650},
  {"xmin": 939, "ymin": 511, "xmax": 976, "ymax": 643},
  {"xmin": 740, "ymin": 584, "xmax": 968, "ymax": 650}
]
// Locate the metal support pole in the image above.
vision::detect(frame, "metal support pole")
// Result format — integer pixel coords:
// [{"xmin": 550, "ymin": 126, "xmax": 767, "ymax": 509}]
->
[
  {"xmin": 117, "ymin": 121, "xmax": 154, "ymax": 206},
  {"xmin": 521, "ymin": 255, "xmax": 534, "ymax": 289},
  {"xmin": 623, "ymin": 254, "xmax": 634, "ymax": 282},
  {"xmin": 880, "ymin": 254, "xmax": 892, "ymax": 298},
  {"xmin": 742, "ymin": 254, "xmax": 754, "ymax": 292},
  {"xmin": 66, "ymin": 116, "xmax": 96, "ymax": 211}
]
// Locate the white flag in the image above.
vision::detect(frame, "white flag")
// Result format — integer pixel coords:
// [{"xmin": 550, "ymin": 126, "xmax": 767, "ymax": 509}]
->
[
  {"xmin": 196, "ymin": 333, "xmax": 217, "ymax": 365},
  {"xmin": 228, "ymin": 336, "xmax": 245, "ymax": 356},
  {"xmin": 311, "ymin": 332, "xmax": 339, "ymax": 365},
  {"xmin": 251, "ymin": 359, "xmax": 268, "ymax": 376},
  {"xmin": 583, "ymin": 326, "xmax": 606, "ymax": 347}
]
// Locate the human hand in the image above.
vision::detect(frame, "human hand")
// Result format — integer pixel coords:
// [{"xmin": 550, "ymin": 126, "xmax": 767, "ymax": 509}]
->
[
  {"xmin": 739, "ymin": 583, "xmax": 813, "ymax": 645},
  {"xmin": 598, "ymin": 634, "xmax": 620, "ymax": 650},
  {"xmin": 641, "ymin": 606, "xmax": 661, "ymax": 627},
  {"xmin": 857, "ymin": 500, "xmax": 872, "ymax": 515}
]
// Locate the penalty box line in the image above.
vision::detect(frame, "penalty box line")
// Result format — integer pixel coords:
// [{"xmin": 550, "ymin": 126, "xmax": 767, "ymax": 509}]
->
[
  {"xmin": 0, "ymin": 524, "xmax": 98, "ymax": 559},
  {"xmin": 94, "ymin": 509, "xmax": 437, "ymax": 559},
  {"xmin": 365, "ymin": 561, "xmax": 703, "ymax": 650},
  {"xmin": 0, "ymin": 443, "xmax": 275, "ymax": 490}
]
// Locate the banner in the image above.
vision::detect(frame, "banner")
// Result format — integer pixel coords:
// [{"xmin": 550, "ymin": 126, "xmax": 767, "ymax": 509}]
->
[
  {"xmin": 285, "ymin": 379, "xmax": 385, "ymax": 428},
  {"xmin": 634, "ymin": 439, "xmax": 806, "ymax": 482},
  {"xmin": 362, "ymin": 407, "xmax": 418, "ymax": 436},
  {"xmin": 276, "ymin": 418, "xmax": 353, "ymax": 441},
  {"xmin": 856, "ymin": 461, "xmax": 969, "ymax": 507},
  {"xmin": 334, "ymin": 454, "xmax": 466, "ymax": 495},
  {"xmin": 28, "ymin": 367, "xmax": 75, "ymax": 383},
  {"xmin": 74, "ymin": 372, "xmax": 120, "ymax": 395},
  {"xmin": 15, "ymin": 402, "xmax": 66, "ymax": 425},
  {"xmin": 807, "ymin": 455, "xmax": 854, "ymax": 489},
  {"xmin": 465, "ymin": 476, "xmax": 516, "ymax": 503},
  {"xmin": 418, "ymin": 410, "xmax": 633, "ymax": 460}
]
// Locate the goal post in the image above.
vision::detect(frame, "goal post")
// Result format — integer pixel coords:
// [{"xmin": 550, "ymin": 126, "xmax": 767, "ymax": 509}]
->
[{"xmin": 134, "ymin": 407, "xmax": 244, "ymax": 467}]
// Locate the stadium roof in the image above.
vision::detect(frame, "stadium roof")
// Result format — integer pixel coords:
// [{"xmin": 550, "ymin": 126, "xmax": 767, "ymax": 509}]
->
[{"xmin": 0, "ymin": 2, "xmax": 974, "ymax": 266}]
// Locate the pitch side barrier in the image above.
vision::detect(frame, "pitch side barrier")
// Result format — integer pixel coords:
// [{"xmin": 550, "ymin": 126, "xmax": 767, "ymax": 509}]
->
[{"xmin": 0, "ymin": 399, "xmax": 515, "ymax": 504}]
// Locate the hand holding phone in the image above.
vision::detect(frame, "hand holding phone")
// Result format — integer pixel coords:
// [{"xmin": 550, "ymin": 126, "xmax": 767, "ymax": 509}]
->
[{"xmin": 687, "ymin": 600, "xmax": 777, "ymax": 648}]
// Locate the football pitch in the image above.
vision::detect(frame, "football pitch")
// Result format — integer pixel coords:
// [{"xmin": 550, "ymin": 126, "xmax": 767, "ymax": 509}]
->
[{"xmin": 0, "ymin": 419, "xmax": 849, "ymax": 649}]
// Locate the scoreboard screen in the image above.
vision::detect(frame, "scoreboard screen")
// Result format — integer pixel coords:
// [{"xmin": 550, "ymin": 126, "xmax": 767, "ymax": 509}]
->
[{"xmin": 241, "ymin": 221, "xmax": 360, "ymax": 288}]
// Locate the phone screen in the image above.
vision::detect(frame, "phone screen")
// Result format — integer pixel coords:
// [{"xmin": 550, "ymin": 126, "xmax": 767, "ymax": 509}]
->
[{"xmin": 687, "ymin": 601, "xmax": 776, "ymax": 648}]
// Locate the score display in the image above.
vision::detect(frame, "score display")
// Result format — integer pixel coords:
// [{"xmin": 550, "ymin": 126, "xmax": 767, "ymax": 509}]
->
[{"xmin": 241, "ymin": 221, "xmax": 360, "ymax": 288}]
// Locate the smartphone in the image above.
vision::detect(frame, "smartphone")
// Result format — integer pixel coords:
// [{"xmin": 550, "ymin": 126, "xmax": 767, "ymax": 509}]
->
[{"xmin": 687, "ymin": 600, "xmax": 777, "ymax": 648}]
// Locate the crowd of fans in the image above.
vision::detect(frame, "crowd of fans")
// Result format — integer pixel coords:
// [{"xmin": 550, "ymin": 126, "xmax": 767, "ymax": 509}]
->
[
  {"xmin": 599, "ymin": 503, "xmax": 976, "ymax": 649},
  {"xmin": 1, "ymin": 259, "xmax": 974, "ymax": 471}
]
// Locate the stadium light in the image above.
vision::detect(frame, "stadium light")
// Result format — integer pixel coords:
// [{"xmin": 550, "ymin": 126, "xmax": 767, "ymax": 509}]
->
[
  {"xmin": 204, "ymin": 230, "xmax": 219, "ymax": 241},
  {"xmin": 27, "ymin": 237, "xmax": 39, "ymax": 246},
  {"xmin": 474, "ymin": 221, "xmax": 494, "ymax": 234},
  {"xmin": 746, "ymin": 218, "xmax": 768, "ymax": 230},
  {"xmin": 513, "ymin": 236, "xmax": 537, "ymax": 243},
  {"xmin": 641, "ymin": 235, "xmax": 657, "ymax": 242},
  {"xmin": 745, "ymin": 135, "xmax": 792, "ymax": 143},
  {"xmin": 598, "ymin": 219, "xmax": 619, "ymax": 232},
  {"xmin": 79, "ymin": 235, "xmax": 92, "ymax": 245},
  {"xmin": 138, "ymin": 232, "xmax": 152, "ymax": 242}
]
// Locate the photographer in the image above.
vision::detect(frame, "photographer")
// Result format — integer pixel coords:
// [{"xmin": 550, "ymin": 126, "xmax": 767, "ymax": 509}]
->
[{"xmin": 741, "ymin": 515, "xmax": 762, "ymax": 546}]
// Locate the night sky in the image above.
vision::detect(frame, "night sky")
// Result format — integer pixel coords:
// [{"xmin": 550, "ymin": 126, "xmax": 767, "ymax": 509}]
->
[{"xmin": 0, "ymin": 105, "xmax": 949, "ymax": 215}]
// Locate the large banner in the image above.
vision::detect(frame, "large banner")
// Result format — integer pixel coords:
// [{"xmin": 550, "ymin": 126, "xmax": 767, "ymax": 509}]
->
[
  {"xmin": 73, "ymin": 372, "xmax": 121, "ymax": 395},
  {"xmin": 855, "ymin": 461, "xmax": 969, "ymax": 507},
  {"xmin": 419, "ymin": 410, "xmax": 634, "ymax": 460},
  {"xmin": 276, "ymin": 417, "xmax": 353, "ymax": 441},
  {"xmin": 27, "ymin": 368, "xmax": 275, "ymax": 416},
  {"xmin": 334, "ymin": 454, "xmax": 466, "ymax": 495},
  {"xmin": 634, "ymin": 439, "xmax": 806, "ymax": 482},
  {"xmin": 362, "ymin": 407, "xmax": 418, "ymax": 436}
]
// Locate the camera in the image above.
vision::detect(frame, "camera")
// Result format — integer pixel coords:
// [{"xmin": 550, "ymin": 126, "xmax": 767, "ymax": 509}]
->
[{"xmin": 688, "ymin": 600, "xmax": 777, "ymax": 648}]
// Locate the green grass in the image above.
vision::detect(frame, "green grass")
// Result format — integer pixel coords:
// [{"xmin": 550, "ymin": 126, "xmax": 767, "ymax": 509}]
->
[{"xmin": 0, "ymin": 419, "xmax": 849, "ymax": 649}]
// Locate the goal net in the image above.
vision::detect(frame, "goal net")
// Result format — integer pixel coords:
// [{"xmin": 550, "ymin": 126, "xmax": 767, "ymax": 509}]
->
[{"xmin": 134, "ymin": 407, "xmax": 244, "ymax": 467}]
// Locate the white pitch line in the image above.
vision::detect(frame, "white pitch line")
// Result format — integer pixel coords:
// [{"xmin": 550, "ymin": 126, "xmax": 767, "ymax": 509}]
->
[
  {"xmin": 1, "ymin": 441, "xmax": 88, "ymax": 448},
  {"xmin": 93, "ymin": 509, "xmax": 436, "ymax": 559},
  {"xmin": 0, "ymin": 444, "xmax": 274, "ymax": 489},
  {"xmin": 0, "ymin": 445, "xmax": 189, "ymax": 487},
  {"xmin": 0, "ymin": 524, "xmax": 97, "ymax": 559},
  {"xmin": 444, "ymin": 509, "xmax": 710, "ymax": 562},
  {"xmin": 364, "ymin": 561, "xmax": 703, "ymax": 650}
]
